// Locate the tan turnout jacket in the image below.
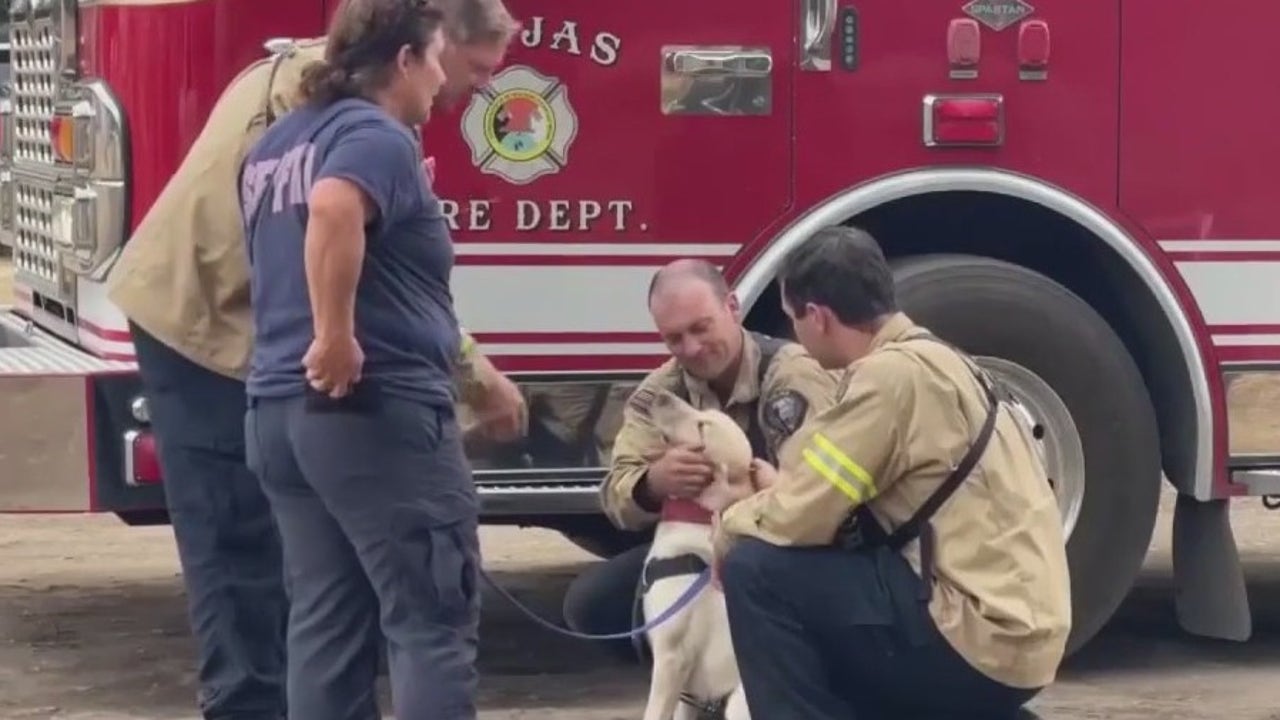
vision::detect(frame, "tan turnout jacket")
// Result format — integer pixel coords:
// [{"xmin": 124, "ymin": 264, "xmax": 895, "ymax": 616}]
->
[
  {"xmin": 601, "ymin": 330, "xmax": 840, "ymax": 530},
  {"xmin": 715, "ymin": 312, "xmax": 1073, "ymax": 690},
  {"xmin": 107, "ymin": 38, "xmax": 489, "ymax": 401}
]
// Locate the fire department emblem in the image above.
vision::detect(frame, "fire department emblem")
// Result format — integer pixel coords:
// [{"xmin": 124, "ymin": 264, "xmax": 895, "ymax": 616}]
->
[
  {"xmin": 460, "ymin": 65, "xmax": 578, "ymax": 185},
  {"xmin": 961, "ymin": 0, "xmax": 1034, "ymax": 32}
]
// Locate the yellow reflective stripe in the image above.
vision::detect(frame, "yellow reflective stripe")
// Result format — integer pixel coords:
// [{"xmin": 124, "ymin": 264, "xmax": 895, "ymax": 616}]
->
[
  {"xmin": 802, "ymin": 448, "xmax": 864, "ymax": 503},
  {"xmin": 809, "ymin": 433, "xmax": 877, "ymax": 499}
]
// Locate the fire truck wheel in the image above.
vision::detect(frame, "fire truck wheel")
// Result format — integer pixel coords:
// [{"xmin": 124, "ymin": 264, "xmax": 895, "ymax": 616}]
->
[{"xmin": 887, "ymin": 252, "xmax": 1163, "ymax": 656}]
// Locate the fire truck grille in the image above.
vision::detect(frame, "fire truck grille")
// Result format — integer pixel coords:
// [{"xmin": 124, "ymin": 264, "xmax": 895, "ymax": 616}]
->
[
  {"xmin": 12, "ymin": 179, "xmax": 60, "ymax": 294},
  {"xmin": 10, "ymin": 24, "xmax": 58, "ymax": 166}
]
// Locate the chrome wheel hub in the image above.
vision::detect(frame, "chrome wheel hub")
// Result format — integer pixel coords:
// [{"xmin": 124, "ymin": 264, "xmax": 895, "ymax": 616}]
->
[{"xmin": 974, "ymin": 356, "xmax": 1086, "ymax": 540}]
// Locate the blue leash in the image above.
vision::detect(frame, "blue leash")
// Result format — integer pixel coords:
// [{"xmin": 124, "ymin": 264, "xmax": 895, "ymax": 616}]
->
[{"xmin": 479, "ymin": 566, "xmax": 713, "ymax": 641}]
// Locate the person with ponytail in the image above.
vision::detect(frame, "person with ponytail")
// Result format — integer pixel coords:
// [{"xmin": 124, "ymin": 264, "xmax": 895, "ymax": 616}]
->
[{"xmin": 237, "ymin": 1, "xmax": 483, "ymax": 718}]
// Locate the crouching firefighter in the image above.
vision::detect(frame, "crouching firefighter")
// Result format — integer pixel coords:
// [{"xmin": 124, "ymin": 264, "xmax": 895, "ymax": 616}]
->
[
  {"xmin": 561, "ymin": 258, "xmax": 840, "ymax": 662},
  {"xmin": 712, "ymin": 226, "xmax": 1072, "ymax": 720}
]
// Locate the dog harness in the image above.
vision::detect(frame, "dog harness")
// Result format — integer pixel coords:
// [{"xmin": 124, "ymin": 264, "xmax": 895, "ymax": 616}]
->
[
  {"xmin": 680, "ymin": 693, "xmax": 731, "ymax": 720},
  {"xmin": 634, "ymin": 539, "xmax": 734, "ymax": 719},
  {"xmin": 630, "ymin": 332, "xmax": 792, "ymax": 719}
]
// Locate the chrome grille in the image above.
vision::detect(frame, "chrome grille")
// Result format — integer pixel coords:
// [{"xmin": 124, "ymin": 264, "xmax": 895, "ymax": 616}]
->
[
  {"xmin": 10, "ymin": 22, "xmax": 58, "ymax": 166},
  {"xmin": 7, "ymin": 8, "xmax": 68, "ymax": 300},
  {"xmin": 12, "ymin": 178, "xmax": 60, "ymax": 295}
]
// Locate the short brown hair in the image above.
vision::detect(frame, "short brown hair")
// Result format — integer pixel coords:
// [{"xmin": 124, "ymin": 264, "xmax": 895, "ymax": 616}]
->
[
  {"xmin": 299, "ymin": 0, "xmax": 446, "ymax": 106},
  {"xmin": 433, "ymin": 0, "xmax": 521, "ymax": 45}
]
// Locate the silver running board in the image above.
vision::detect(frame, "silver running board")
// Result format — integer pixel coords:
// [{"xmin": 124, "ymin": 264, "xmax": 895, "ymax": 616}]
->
[
  {"xmin": 1232, "ymin": 468, "xmax": 1280, "ymax": 497},
  {"xmin": 0, "ymin": 309, "xmax": 134, "ymax": 374},
  {"xmin": 476, "ymin": 481, "xmax": 603, "ymax": 516}
]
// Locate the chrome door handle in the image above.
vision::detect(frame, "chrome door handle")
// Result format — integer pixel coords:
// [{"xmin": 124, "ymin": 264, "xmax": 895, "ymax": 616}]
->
[
  {"xmin": 665, "ymin": 49, "xmax": 774, "ymax": 77},
  {"xmin": 800, "ymin": 0, "xmax": 838, "ymax": 71},
  {"xmin": 660, "ymin": 45, "xmax": 774, "ymax": 116}
]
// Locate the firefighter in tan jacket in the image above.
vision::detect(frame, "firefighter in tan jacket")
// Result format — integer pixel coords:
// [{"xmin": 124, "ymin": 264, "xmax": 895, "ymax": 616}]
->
[
  {"xmin": 560, "ymin": 258, "xmax": 840, "ymax": 658},
  {"xmin": 711, "ymin": 226, "xmax": 1070, "ymax": 720},
  {"xmin": 103, "ymin": 3, "xmax": 522, "ymax": 717}
]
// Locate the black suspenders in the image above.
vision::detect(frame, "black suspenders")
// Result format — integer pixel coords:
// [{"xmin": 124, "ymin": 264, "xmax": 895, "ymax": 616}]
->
[
  {"xmin": 835, "ymin": 333, "xmax": 1001, "ymax": 596},
  {"xmin": 672, "ymin": 331, "xmax": 788, "ymax": 463}
]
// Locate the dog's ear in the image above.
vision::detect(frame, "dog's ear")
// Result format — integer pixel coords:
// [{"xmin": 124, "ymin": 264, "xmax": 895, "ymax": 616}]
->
[{"xmin": 648, "ymin": 388, "xmax": 699, "ymax": 431}]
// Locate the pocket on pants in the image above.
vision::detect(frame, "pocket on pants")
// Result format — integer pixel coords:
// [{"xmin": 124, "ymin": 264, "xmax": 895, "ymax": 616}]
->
[{"xmin": 389, "ymin": 505, "xmax": 480, "ymax": 626}]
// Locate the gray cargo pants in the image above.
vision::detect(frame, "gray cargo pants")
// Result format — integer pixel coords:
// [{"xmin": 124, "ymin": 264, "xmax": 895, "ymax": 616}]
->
[
  {"xmin": 245, "ymin": 392, "xmax": 481, "ymax": 720},
  {"xmin": 130, "ymin": 323, "xmax": 288, "ymax": 720}
]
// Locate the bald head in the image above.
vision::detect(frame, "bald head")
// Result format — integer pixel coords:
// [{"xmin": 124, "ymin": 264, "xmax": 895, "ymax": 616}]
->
[
  {"xmin": 647, "ymin": 259, "xmax": 743, "ymax": 381},
  {"xmin": 647, "ymin": 258, "xmax": 731, "ymax": 304}
]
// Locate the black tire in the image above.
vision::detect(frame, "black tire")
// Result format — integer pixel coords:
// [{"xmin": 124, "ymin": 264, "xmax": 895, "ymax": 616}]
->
[{"xmin": 888, "ymin": 253, "xmax": 1162, "ymax": 655}]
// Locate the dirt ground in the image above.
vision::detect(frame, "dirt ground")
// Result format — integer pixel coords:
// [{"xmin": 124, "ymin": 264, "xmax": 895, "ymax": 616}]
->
[
  {"xmin": 4, "ymin": 258, "xmax": 1280, "ymax": 718},
  {"xmin": 5, "ymin": 502, "xmax": 1280, "ymax": 720}
]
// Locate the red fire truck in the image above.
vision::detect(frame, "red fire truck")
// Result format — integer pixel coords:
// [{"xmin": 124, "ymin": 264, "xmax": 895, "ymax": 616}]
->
[{"xmin": 2, "ymin": 0, "xmax": 1277, "ymax": 656}]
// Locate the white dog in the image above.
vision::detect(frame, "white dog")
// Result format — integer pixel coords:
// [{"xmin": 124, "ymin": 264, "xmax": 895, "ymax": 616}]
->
[{"xmin": 639, "ymin": 388, "xmax": 755, "ymax": 720}]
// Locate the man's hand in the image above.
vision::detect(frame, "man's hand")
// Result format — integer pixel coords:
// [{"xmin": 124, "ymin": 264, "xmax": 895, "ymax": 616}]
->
[
  {"xmin": 422, "ymin": 156, "xmax": 437, "ymax": 184},
  {"xmin": 471, "ymin": 369, "xmax": 528, "ymax": 442},
  {"xmin": 750, "ymin": 458, "xmax": 780, "ymax": 491},
  {"xmin": 645, "ymin": 445, "xmax": 715, "ymax": 500},
  {"xmin": 304, "ymin": 334, "xmax": 364, "ymax": 397}
]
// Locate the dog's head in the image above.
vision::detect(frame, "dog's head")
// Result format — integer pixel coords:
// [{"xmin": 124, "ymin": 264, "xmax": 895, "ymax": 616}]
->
[{"xmin": 649, "ymin": 389, "xmax": 756, "ymax": 513}]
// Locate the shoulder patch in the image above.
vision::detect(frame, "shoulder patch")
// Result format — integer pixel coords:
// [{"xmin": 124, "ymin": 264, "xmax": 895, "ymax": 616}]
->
[
  {"xmin": 627, "ymin": 387, "xmax": 658, "ymax": 418},
  {"xmin": 762, "ymin": 389, "xmax": 808, "ymax": 438},
  {"xmin": 627, "ymin": 360, "xmax": 686, "ymax": 420}
]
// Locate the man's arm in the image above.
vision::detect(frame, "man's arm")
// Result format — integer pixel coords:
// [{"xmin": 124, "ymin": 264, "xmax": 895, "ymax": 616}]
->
[
  {"xmin": 716, "ymin": 351, "xmax": 914, "ymax": 554},
  {"xmin": 454, "ymin": 331, "xmax": 493, "ymax": 403},
  {"xmin": 304, "ymin": 177, "xmax": 370, "ymax": 343},
  {"xmin": 454, "ymin": 330, "xmax": 528, "ymax": 442},
  {"xmin": 304, "ymin": 124, "xmax": 410, "ymax": 345},
  {"xmin": 599, "ymin": 375, "xmax": 676, "ymax": 531}
]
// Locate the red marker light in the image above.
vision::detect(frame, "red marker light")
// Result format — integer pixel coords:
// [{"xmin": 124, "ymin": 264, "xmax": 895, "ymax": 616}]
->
[
  {"xmin": 947, "ymin": 18, "xmax": 982, "ymax": 67},
  {"xmin": 1018, "ymin": 19, "xmax": 1051, "ymax": 68},
  {"xmin": 127, "ymin": 431, "xmax": 163, "ymax": 485},
  {"xmin": 923, "ymin": 94, "xmax": 1004, "ymax": 147}
]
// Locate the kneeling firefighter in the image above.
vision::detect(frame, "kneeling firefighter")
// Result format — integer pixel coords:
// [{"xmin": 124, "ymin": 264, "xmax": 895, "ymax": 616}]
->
[{"xmin": 711, "ymin": 226, "xmax": 1071, "ymax": 719}]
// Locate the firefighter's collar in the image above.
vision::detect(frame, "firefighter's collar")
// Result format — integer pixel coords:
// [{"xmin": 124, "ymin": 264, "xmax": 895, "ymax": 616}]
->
[{"xmin": 867, "ymin": 312, "xmax": 917, "ymax": 353}]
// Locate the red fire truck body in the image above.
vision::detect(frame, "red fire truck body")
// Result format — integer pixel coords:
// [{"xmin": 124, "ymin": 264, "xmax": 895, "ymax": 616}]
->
[{"xmin": 2, "ymin": 0, "xmax": 1277, "ymax": 654}]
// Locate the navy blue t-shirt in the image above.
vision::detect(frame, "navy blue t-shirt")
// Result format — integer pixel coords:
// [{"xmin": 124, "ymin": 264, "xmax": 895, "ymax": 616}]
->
[{"xmin": 238, "ymin": 97, "xmax": 460, "ymax": 407}]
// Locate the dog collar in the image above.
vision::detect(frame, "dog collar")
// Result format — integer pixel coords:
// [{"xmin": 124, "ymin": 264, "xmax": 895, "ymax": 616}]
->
[{"xmin": 661, "ymin": 498, "xmax": 715, "ymax": 525}]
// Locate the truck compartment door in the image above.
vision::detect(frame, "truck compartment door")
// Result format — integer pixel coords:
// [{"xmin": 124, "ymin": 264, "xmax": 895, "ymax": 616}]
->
[{"xmin": 427, "ymin": 4, "xmax": 795, "ymax": 373}]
